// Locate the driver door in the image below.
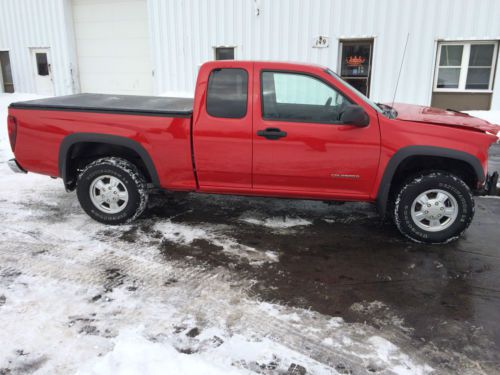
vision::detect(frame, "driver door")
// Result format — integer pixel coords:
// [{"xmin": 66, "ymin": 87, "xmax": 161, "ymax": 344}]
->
[{"xmin": 252, "ymin": 64, "xmax": 381, "ymax": 199}]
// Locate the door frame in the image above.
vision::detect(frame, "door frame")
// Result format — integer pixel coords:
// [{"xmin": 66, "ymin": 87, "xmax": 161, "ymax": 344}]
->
[
  {"xmin": 337, "ymin": 38, "xmax": 375, "ymax": 97},
  {"xmin": 30, "ymin": 47, "xmax": 54, "ymax": 95}
]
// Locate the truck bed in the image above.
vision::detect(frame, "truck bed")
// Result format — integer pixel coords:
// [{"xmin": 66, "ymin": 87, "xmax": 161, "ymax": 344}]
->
[{"xmin": 9, "ymin": 93, "xmax": 194, "ymax": 117}]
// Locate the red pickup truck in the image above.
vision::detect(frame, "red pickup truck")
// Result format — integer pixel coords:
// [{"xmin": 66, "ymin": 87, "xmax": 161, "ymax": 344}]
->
[{"xmin": 7, "ymin": 61, "xmax": 500, "ymax": 243}]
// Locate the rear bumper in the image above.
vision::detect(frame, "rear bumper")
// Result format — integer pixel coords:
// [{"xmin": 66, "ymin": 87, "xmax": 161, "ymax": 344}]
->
[{"xmin": 7, "ymin": 159, "xmax": 27, "ymax": 174}]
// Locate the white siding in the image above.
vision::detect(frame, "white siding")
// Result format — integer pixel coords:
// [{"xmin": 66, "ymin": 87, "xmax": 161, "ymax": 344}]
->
[
  {"xmin": 0, "ymin": 0, "xmax": 78, "ymax": 95},
  {"xmin": 72, "ymin": 0, "xmax": 153, "ymax": 94},
  {"xmin": 149, "ymin": 0, "xmax": 500, "ymax": 109},
  {"xmin": 2, "ymin": 0, "xmax": 500, "ymax": 108}
]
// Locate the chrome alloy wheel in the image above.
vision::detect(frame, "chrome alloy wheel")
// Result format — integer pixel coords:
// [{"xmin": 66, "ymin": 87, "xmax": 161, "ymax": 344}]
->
[
  {"xmin": 89, "ymin": 175, "xmax": 129, "ymax": 214},
  {"xmin": 410, "ymin": 189, "xmax": 458, "ymax": 232}
]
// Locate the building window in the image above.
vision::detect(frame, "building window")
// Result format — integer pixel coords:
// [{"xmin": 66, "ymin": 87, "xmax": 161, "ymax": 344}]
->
[
  {"xmin": 214, "ymin": 47, "xmax": 235, "ymax": 60},
  {"xmin": 434, "ymin": 41, "xmax": 498, "ymax": 92},
  {"xmin": 206, "ymin": 68, "xmax": 248, "ymax": 118},
  {"xmin": 339, "ymin": 39, "xmax": 374, "ymax": 97},
  {"xmin": 0, "ymin": 51, "xmax": 14, "ymax": 93}
]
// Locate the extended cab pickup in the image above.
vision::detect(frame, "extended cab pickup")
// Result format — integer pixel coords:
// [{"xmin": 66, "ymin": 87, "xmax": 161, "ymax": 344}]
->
[{"xmin": 7, "ymin": 61, "xmax": 500, "ymax": 243}]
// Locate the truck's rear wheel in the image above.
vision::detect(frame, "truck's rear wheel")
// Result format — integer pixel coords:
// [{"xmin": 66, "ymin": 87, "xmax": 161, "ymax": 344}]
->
[
  {"xmin": 77, "ymin": 157, "xmax": 149, "ymax": 224},
  {"xmin": 393, "ymin": 172, "xmax": 474, "ymax": 244}
]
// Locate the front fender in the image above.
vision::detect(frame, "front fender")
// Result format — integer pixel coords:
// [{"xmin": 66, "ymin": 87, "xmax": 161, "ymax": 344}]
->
[{"xmin": 375, "ymin": 146, "xmax": 484, "ymax": 217}]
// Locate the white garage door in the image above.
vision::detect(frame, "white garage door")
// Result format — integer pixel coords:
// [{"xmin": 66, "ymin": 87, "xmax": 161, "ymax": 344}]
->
[{"xmin": 72, "ymin": 0, "xmax": 153, "ymax": 95}]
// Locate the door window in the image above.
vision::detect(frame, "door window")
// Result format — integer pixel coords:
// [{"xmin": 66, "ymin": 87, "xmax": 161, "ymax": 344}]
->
[
  {"xmin": 206, "ymin": 68, "xmax": 248, "ymax": 118},
  {"xmin": 35, "ymin": 53, "xmax": 49, "ymax": 76},
  {"xmin": 261, "ymin": 71, "xmax": 351, "ymax": 123}
]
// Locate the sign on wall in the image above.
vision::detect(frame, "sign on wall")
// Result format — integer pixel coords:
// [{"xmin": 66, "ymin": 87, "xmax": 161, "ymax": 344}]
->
[{"xmin": 312, "ymin": 36, "xmax": 329, "ymax": 48}]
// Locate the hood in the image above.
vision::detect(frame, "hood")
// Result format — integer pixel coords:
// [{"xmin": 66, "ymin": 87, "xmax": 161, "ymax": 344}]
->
[{"xmin": 391, "ymin": 103, "xmax": 500, "ymax": 136}]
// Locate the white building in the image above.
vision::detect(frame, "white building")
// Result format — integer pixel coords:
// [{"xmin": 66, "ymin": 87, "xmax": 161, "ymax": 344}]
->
[{"xmin": 1, "ymin": 0, "xmax": 500, "ymax": 110}]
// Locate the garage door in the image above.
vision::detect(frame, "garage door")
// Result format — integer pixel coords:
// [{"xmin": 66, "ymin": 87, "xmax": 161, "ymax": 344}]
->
[{"xmin": 72, "ymin": 0, "xmax": 153, "ymax": 95}]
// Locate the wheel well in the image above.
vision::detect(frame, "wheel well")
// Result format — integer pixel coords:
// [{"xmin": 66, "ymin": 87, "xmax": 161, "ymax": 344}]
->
[
  {"xmin": 65, "ymin": 142, "xmax": 153, "ymax": 188},
  {"xmin": 387, "ymin": 155, "xmax": 478, "ymax": 208}
]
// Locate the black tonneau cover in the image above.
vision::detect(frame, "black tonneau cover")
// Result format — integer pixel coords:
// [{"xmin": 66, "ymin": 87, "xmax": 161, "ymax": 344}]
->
[{"xmin": 9, "ymin": 93, "xmax": 194, "ymax": 117}]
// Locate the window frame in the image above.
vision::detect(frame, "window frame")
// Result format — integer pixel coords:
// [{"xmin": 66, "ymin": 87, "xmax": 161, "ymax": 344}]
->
[
  {"xmin": 433, "ymin": 41, "xmax": 498, "ymax": 93},
  {"xmin": 260, "ymin": 69, "xmax": 354, "ymax": 125},
  {"xmin": 206, "ymin": 67, "xmax": 249, "ymax": 119},
  {"xmin": 214, "ymin": 46, "xmax": 236, "ymax": 61},
  {"xmin": 338, "ymin": 38, "xmax": 375, "ymax": 97}
]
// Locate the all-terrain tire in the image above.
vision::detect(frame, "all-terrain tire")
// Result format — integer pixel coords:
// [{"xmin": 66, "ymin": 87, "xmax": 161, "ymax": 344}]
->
[
  {"xmin": 76, "ymin": 157, "xmax": 149, "ymax": 224},
  {"xmin": 393, "ymin": 172, "xmax": 474, "ymax": 244}
]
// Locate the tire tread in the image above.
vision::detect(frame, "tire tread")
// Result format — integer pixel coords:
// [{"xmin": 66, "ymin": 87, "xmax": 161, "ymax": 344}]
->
[
  {"xmin": 77, "ymin": 157, "xmax": 149, "ymax": 224},
  {"xmin": 393, "ymin": 172, "xmax": 474, "ymax": 244}
]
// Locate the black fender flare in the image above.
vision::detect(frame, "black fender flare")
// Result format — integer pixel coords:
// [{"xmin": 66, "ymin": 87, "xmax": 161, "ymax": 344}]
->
[
  {"xmin": 376, "ymin": 146, "xmax": 485, "ymax": 217},
  {"xmin": 58, "ymin": 133, "xmax": 160, "ymax": 188}
]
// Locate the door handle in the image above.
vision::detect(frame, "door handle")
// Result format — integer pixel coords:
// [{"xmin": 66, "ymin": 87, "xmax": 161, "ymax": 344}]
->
[{"xmin": 257, "ymin": 127, "xmax": 287, "ymax": 140}]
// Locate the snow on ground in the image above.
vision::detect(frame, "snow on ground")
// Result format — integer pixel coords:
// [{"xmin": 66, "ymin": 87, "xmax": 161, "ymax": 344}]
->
[
  {"xmin": 465, "ymin": 110, "xmax": 500, "ymax": 125},
  {"xmin": 7, "ymin": 92, "xmax": 499, "ymax": 374},
  {"xmin": 154, "ymin": 220, "xmax": 280, "ymax": 265},
  {"xmin": 240, "ymin": 215, "xmax": 312, "ymax": 229}
]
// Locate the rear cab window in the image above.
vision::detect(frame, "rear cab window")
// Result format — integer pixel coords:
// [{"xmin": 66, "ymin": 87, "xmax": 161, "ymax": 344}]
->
[{"xmin": 206, "ymin": 68, "xmax": 248, "ymax": 118}]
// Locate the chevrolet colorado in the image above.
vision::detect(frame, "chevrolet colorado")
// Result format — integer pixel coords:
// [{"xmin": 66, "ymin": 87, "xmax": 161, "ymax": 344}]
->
[{"xmin": 7, "ymin": 61, "xmax": 500, "ymax": 243}]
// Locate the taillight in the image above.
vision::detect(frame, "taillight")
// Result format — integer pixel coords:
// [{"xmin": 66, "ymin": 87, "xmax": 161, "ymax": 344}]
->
[{"xmin": 7, "ymin": 115, "xmax": 17, "ymax": 152}]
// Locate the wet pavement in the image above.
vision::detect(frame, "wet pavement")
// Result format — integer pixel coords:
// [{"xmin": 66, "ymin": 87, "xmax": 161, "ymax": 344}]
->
[
  {"xmin": 135, "ymin": 144, "xmax": 500, "ymax": 373},
  {"xmin": 143, "ymin": 194, "xmax": 499, "ymax": 371}
]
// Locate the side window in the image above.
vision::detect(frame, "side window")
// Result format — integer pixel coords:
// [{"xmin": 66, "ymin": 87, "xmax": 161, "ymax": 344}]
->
[
  {"xmin": 261, "ymin": 71, "xmax": 351, "ymax": 123},
  {"xmin": 206, "ymin": 68, "xmax": 248, "ymax": 118}
]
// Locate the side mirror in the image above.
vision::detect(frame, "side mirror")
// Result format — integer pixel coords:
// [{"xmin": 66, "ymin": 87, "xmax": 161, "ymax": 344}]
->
[{"xmin": 339, "ymin": 105, "xmax": 369, "ymax": 127}]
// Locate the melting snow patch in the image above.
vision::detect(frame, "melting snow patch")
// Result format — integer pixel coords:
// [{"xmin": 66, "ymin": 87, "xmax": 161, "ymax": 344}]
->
[
  {"xmin": 77, "ymin": 328, "xmax": 241, "ymax": 375},
  {"xmin": 155, "ymin": 221, "xmax": 278, "ymax": 264},
  {"xmin": 350, "ymin": 301, "xmax": 413, "ymax": 334},
  {"xmin": 240, "ymin": 215, "xmax": 312, "ymax": 228},
  {"xmin": 366, "ymin": 336, "xmax": 433, "ymax": 375}
]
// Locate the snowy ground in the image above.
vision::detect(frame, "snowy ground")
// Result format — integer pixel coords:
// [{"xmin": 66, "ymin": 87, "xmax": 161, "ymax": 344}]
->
[
  {"xmin": 1, "ymin": 93, "xmax": 499, "ymax": 375},
  {"xmin": 465, "ymin": 110, "xmax": 500, "ymax": 125}
]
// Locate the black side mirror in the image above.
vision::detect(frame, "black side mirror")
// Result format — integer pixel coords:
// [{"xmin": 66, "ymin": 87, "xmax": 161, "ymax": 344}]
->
[{"xmin": 339, "ymin": 105, "xmax": 369, "ymax": 127}]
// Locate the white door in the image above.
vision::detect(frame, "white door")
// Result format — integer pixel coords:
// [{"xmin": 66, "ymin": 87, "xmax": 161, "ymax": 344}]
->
[
  {"xmin": 72, "ymin": 0, "xmax": 153, "ymax": 95},
  {"xmin": 31, "ymin": 48, "xmax": 55, "ymax": 95}
]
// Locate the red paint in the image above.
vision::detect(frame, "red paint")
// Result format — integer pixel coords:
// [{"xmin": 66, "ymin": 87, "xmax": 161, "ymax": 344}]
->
[
  {"xmin": 9, "ymin": 108, "xmax": 195, "ymax": 189},
  {"xmin": 192, "ymin": 61, "xmax": 254, "ymax": 189},
  {"xmin": 251, "ymin": 62, "xmax": 380, "ymax": 199},
  {"xmin": 8, "ymin": 61, "xmax": 500, "ymax": 202},
  {"xmin": 7, "ymin": 115, "xmax": 17, "ymax": 152},
  {"xmin": 392, "ymin": 103, "xmax": 500, "ymax": 134}
]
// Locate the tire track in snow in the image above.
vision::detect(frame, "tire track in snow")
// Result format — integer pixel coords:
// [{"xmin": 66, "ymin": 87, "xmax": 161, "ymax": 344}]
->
[{"xmin": 0, "ymin": 240, "xmax": 435, "ymax": 374}]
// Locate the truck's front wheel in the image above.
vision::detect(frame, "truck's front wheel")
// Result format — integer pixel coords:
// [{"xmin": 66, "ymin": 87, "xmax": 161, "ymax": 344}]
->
[
  {"xmin": 77, "ymin": 157, "xmax": 149, "ymax": 224},
  {"xmin": 393, "ymin": 172, "xmax": 474, "ymax": 244}
]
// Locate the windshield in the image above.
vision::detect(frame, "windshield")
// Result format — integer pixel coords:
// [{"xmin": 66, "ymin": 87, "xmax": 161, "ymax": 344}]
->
[{"xmin": 325, "ymin": 68, "xmax": 396, "ymax": 118}]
